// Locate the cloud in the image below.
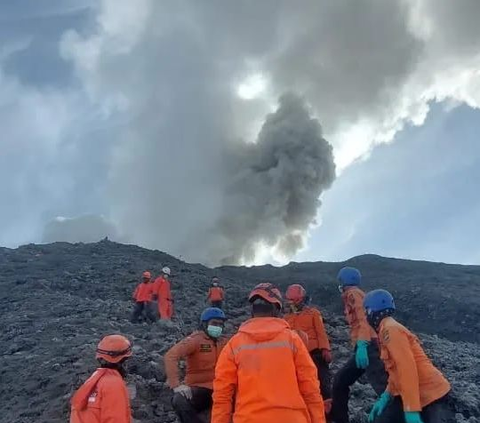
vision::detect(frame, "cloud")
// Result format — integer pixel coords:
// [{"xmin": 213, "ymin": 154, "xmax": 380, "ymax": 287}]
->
[
  {"xmin": 2, "ymin": 0, "xmax": 480, "ymax": 265},
  {"xmin": 42, "ymin": 214, "xmax": 118, "ymax": 243}
]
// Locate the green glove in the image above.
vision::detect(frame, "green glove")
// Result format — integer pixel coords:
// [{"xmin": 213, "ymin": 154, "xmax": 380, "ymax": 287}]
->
[
  {"xmin": 355, "ymin": 340, "xmax": 369, "ymax": 369},
  {"xmin": 404, "ymin": 412, "xmax": 424, "ymax": 423},
  {"xmin": 368, "ymin": 391, "xmax": 392, "ymax": 422}
]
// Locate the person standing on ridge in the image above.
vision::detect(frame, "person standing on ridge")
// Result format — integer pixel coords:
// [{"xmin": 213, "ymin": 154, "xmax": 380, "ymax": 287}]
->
[
  {"xmin": 364, "ymin": 289, "xmax": 454, "ymax": 423},
  {"xmin": 284, "ymin": 283, "xmax": 333, "ymax": 413},
  {"xmin": 330, "ymin": 267, "xmax": 387, "ymax": 423},
  {"xmin": 153, "ymin": 266, "xmax": 174, "ymax": 320},
  {"xmin": 206, "ymin": 277, "xmax": 225, "ymax": 309},
  {"xmin": 212, "ymin": 282, "xmax": 326, "ymax": 423},
  {"xmin": 70, "ymin": 335, "xmax": 133, "ymax": 423},
  {"xmin": 165, "ymin": 307, "xmax": 228, "ymax": 423},
  {"xmin": 131, "ymin": 271, "xmax": 156, "ymax": 323}
]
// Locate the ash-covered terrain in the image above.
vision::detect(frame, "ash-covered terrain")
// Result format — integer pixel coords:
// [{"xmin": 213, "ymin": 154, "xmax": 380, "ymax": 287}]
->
[{"xmin": 0, "ymin": 240, "xmax": 479, "ymax": 423}]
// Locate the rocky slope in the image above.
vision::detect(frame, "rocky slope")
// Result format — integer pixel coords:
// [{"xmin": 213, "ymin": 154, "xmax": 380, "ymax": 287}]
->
[{"xmin": 0, "ymin": 240, "xmax": 479, "ymax": 422}]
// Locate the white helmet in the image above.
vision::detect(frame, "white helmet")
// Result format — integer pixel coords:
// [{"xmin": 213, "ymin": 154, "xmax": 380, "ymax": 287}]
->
[{"xmin": 162, "ymin": 266, "xmax": 171, "ymax": 276}]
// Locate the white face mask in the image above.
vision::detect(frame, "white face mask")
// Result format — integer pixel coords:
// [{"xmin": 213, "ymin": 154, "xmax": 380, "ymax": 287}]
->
[{"xmin": 207, "ymin": 325, "xmax": 223, "ymax": 338}]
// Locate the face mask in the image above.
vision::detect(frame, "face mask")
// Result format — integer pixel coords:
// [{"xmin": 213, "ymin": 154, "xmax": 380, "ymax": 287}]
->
[{"xmin": 207, "ymin": 325, "xmax": 223, "ymax": 338}]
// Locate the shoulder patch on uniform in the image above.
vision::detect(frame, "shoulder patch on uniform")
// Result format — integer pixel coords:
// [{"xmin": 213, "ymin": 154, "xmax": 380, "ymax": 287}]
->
[{"xmin": 199, "ymin": 343, "xmax": 212, "ymax": 352}]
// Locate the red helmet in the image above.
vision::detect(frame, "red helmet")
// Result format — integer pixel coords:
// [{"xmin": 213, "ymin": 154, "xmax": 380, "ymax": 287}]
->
[
  {"xmin": 285, "ymin": 284, "xmax": 307, "ymax": 305},
  {"xmin": 96, "ymin": 335, "xmax": 132, "ymax": 363},
  {"xmin": 143, "ymin": 271, "xmax": 151, "ymax": 279},
  {"xmin": 248, "ymin": 282, "xmax": 283, "ymax": 308}
]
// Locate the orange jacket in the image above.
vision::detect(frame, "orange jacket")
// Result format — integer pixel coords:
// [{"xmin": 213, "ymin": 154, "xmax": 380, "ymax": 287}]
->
[
  {"xmin": 341, "ymin": 287, "xmax": 377, "ymax": 345},
  {"xmin": 70, "ymin": 368, "xmax": 131, "ymax": 423},
  {"xmin": 132, "ymin": 282, "xmax": 153, "ymax": 302},
  {"xmin": 284, "ymin": 306, "xmax": 331, "ymax": 352},
  {"xmin": 379, "ymin": 317, "xmax": 450, "ymax": 412},
  {"xmin": 164, "ymin": 331, "xmax": 228, "ymax": 389},
  {"xmin": 207, "ymin": 286, "xmax": 225, "ymax": 302},
  {"xmin": 153, "ymin": 276, "xmax": 172, "ymax": 300},
  {"xmin": 212, "ymin": 318, "xmax": 325, "ymax": 423},
  {"xmin": 295, "ymin": 329, "xmax": 309, "ymax": 348}
]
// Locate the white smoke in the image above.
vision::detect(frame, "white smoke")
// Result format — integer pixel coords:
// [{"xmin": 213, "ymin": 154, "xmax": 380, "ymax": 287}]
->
[
  {"xmin": 2, "ymin": 0, "xmax": 480, "ymax": 264},
  {"xmin": 42, "ymin": 215, "xmax": 118, "ymax": 244}
]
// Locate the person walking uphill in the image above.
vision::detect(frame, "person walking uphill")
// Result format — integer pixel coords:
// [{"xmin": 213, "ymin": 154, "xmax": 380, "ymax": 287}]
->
[
  {"xmin": 206, "ymin": 277, "xmax": 225, "ymax": 309},
  {"xmin": 364, "ymin": 289, "xmax": 454, "ymax": 423},
  {"xmin": 284, "ymin": 284, "xmax": 333, "ymax": 410},
  {"xmin": 153, "ymin": 266, "xmax": 174, "ymax": 320},
  {"xmin": 330, "ymin": 267, "xmax": 387, "ymax": 423},
  {"xmin": 70, "ymin": 335, "xmax": 133, "ymax": 423},
  {"xmin": 165, "ymin": 307, "xmax": 228, "ymax": 423},
  {"xmin": 131, "ymin": 271, "xmax": 156, "ymax": 323},
  {"xmin": 212, "ymin": 282, "xmax": 326, "ymax": 423}
]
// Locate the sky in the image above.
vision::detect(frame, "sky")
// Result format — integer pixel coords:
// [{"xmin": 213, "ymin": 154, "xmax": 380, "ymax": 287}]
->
[{"xmin": 1, "ymin": 0, "xmax": 479, "ymax": 266}]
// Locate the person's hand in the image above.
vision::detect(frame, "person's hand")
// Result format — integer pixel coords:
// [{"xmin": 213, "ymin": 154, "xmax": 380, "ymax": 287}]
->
[
  {"xmin": 404, "ymin": 412, "xmax": 424, "ymax": 423},
  {"xmin": 368, "ymin": 391, "xmax": 392, "ymax": 422},
  {"xmin": 323, "ymin": 398, "xmax": 332, "ymax": 414},
  {"xmin": 321, "ymin": 349, "xmax": 332, "ymax": 363},
  {"xmin": 173, "ymin": 385, "xmax": 192, "ymax": 400},
  {"xmin": 355, "ymin": 340, "xmax": 369, "ymax": 369}
]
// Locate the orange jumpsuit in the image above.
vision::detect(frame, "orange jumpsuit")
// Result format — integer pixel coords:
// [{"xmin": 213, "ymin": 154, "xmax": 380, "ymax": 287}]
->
[
  {"xmin": 164, "ymin": 331, "xmax": 228, "ymax": 389},
  {"xmin": 378, "ymin": 317, "xmax": 451, "ymax": 412},
  {"xmin": 70, "ymin": 368, "xmax": 131, "ymax": 423},
  {"xmin": 212, "ymin": 317, "xmax": 325, "ymax": 423},
  {"xmin": 153, "ymin": 276, "xmax": 173, "ymax": 319}
]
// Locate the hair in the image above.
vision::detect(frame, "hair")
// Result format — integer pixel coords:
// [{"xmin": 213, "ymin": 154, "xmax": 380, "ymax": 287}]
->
[
  {"xmin": 251, "ymin": 297, "xmax": 280, "ymax": 317},
  {"xmin": 97, "ymin": 357, "xmax": 129, "ymax": 378}
]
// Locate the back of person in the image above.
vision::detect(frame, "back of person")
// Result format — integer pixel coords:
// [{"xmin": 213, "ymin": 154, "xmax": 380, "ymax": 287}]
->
[
  {"xmin": 285, "ymin": 306, "xmax": 329, "ymax": 352},
  {"xmin": 379, "ymin": 317, "xmax": 450, "ymax": 408},
  {"xmin": 70, "ymin": 369, "xmax": 131, "ymax": 423},
  {"xmin": 214, "ymin": 317, "xmax": 322, "ymax": 423},
  {"xmin": 342, "ymin": 286, "xmax": 377, "ymax": 344}
]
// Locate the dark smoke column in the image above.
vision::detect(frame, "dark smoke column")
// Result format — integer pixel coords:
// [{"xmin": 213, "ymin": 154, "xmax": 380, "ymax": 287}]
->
[{"xmin": 215, "ymin": 93, "xmax": 336, "ymax": 265}]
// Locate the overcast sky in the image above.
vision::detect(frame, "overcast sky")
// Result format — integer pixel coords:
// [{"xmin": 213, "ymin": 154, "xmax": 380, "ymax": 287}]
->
[{"xmin": 1, "ymin": 1, "xmax": 479, "ymax": 265}]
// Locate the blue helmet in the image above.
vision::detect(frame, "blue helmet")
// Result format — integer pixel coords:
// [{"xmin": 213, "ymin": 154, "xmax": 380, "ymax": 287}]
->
[
  {"xmin": 337, "ymin": 267, "xmax": 361, "ymax": 286},
  {"xmin": 200, "ymin": 307, "xmax": 226, "ymax": 322},
  {"xmin": 363, "ymin": 289, "xmax": 395, "ymax": 312}
]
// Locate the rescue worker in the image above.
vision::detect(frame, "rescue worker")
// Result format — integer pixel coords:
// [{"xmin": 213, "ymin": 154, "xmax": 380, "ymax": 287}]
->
[
  {"xmin": 165, "ymin": 307, "xmax": 228, "ymax": 423},
  {"xmin": 212, "ymin": 282, "xmax": 326, "ymax": 423},
  {"xmin": 206, "ymin": 277, "xmax": 225, "ymax": 309},
  {"xmin": 70, "ymin": 334, "xmax": 132, "ymax": 423},
  {"xmin": 131, "ymin": 271, "xmax": 156, "ymax": 323},
  {"xmin": 153, "ymin": 266, "xmax": 174, "ymax": 320},
  {"xmin": 364, "ymin": 289, "xmax": 454, "ymax": 423},
  {"xmin": 284, "ymin": 283, "xmax": 333, "ymax": 411},
  {"xmin": 330, "ymin": 267, "xmax": 388, "ymax": 423}
]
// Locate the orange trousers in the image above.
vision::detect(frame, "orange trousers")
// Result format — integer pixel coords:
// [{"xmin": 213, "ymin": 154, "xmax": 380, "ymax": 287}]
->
[{"xmin": 158, "ymin": 299, "xmax": 174, "ymax": 320}]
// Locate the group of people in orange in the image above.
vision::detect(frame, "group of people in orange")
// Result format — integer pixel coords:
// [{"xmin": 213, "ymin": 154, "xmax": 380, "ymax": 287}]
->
[
  {"xmin": 70, "ymin": 267, "xmax": 454, "ymax": 423},
  {"xmin": 131, "ymin": 266, "xmax": 174, "ymax": 322}
]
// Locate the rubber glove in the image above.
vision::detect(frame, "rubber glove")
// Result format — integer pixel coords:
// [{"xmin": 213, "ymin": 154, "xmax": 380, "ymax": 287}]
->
[
  {"xmin": 321, "ymin": 349, "xmax": 332, "ymax": 363},
  {"xmin": 404, "ymin": 412, "xmax": 425, "ymax": 423},
  {"xmin": 355, "ymin": 340, "xmax": 369, "ymax": 369},
  {"xmin": 173, "ymin": 385, "xmax": 192, "ymax": 400},
  {"xmin": 368, "ymin": 391, "xmax": 392, "ymax": 422}
]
